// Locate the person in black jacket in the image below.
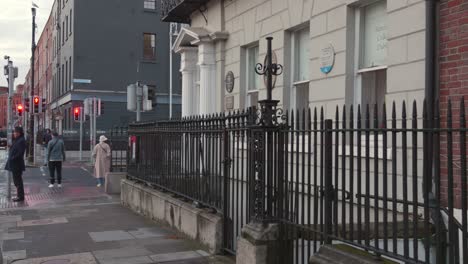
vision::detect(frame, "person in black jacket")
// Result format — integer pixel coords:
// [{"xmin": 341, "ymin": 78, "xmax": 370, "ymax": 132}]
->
[{"xmin": 5, "ymin": 127, "xmax": 27, "ymax": 202}]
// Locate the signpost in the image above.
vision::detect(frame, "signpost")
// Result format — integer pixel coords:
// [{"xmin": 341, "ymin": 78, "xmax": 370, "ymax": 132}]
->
[
  {"xmin": 3, "ymin": 56, "xmax": 18, "ymax": 199},
  {"xmin": 84, "ymin": 97, "xmax": 102, "ymax": 163},
  {"xmin": 127, "ymin": 82, "xmax": 153, "ymax": 122}
]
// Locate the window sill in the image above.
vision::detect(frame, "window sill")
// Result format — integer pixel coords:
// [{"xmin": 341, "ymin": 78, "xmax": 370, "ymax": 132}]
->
[
  {"xmin": 141, "ymin": 60, "xmax": 158, "ymax": 64},
  {"xmin": 357, "ymin": 65, "xmax": 387, "ymax": 74},
  {"xmin": 293, "ymin": 80, "xmax": 310, "ymax": 87},
  {"xmin": 143, "ymin": 9, "xmax": 157, "ymax": 13}
]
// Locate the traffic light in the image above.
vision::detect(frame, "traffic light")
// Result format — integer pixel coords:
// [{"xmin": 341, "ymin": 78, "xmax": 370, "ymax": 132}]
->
[
  {"xmin": 33, "ymin": 96, "xmax": 40, "ymax": 113},
  {"xmin": 16, "ymin": 104, "xmax": 23, "ymax": 116},
  {"xmin": 99, "ymin": 101, "xmax": 104, "ymax": 116},
  {"xmin": 24, "ymin": 98, "xmax": 30, "ymax": 112},
  {"xmin": 73, "ymin": 107, "xmax": 81, "ymax": 121},
  {"xmin": 41, "ymin": 98, "xmax": 46, "ymax": 112}
]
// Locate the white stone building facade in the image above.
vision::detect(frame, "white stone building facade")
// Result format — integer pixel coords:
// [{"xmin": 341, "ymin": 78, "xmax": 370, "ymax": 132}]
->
[{"xmin": 170, "ymin": 0, "xmax": 427, "ymax": 118}]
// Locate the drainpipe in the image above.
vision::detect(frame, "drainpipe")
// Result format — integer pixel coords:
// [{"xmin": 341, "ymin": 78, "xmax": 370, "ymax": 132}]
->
[
  {"xmin": 425, "ymin": 0, "xmax": 437, "ymax": 116},
  {"xmin": 426, "ymin": 0, "xmax": 445, "ymax": 262},
  {"xmin": 425, "ymin": 0, "xmax": 438, "ymax": 200}
]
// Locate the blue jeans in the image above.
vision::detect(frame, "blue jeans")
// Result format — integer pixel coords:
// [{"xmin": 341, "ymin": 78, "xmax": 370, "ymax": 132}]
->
[{"xmin": 97, "ymin": 178, "xmax": 105, "ymax": 185}]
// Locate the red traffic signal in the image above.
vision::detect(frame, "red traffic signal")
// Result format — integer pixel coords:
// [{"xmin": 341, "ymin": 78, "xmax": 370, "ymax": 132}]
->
[
  {"xmin": 74, "ymin": 107, "xmax": 81, "ymax": 121},
  {"xmin": 16, "ymin": 104, "xmax": 23, "ymax": 116},
  {"xmin": 33, "ymin": 96, "xmax": 40, "ymax": 113}
]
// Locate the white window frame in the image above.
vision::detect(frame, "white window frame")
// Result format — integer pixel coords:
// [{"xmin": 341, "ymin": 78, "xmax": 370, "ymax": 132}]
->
[
  {"xmin": 245, "ymin": 44, "xmax": 260, "ymax": 108},
  {"xmin": 290, "ymin": 26, "xmax": 310, "ymax": 110},
  {"xmin": 353, "ymin": 0, "xmax": 388, "ymax": 108},
  {"xmin": 144, "ymin": 0, "xmax": 156, "ymax": 10}
]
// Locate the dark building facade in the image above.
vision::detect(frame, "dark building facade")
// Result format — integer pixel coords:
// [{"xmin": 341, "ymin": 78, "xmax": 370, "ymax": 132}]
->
[{"xmin": 48, "ymin": 0, "xmax": 181, "ymax": 135}]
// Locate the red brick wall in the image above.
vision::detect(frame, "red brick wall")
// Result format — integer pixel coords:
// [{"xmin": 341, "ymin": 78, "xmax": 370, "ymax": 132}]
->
[
  {"xmin": 0, "ymin": 86, "xmax": 24, "ymax": 130},
  {"xmin": 439, "ymin": 0, "xmax": 468, "ymax": 208}
]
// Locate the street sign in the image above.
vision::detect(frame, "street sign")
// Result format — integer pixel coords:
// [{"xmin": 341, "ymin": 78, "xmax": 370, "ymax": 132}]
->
[{"xmin": 73, "ymin": 78, "xmax": 92, "ymax": 84}]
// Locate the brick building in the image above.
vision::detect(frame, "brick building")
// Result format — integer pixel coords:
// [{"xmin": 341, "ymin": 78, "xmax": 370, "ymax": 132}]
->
[
  {"xmin": 439, "ymin": 0, "xmax": 468, "ymax": 208},
  {"xmin": 23, "ymin": 0, "xmax": 181, "ymax": 139},
  {"xmin": 0, "ymin": 85, "xmax": 25, "ymax": 130}
]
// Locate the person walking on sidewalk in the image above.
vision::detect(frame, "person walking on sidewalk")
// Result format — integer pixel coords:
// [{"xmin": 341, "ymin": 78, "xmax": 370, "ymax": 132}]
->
[
  {"xmin": 42, "ymin": 129, "xmax": 52, "ymax": 166},
  {"xmin": 5, "ymin": 127, "xmax": 27, "ymax": 202},
  {"xmin": 47, "ymin": 132, "xmax": 66, "ymax": 188},
  {"xmin": 92, "ymin": 135, "xmax": 111, "ymax": 187}
]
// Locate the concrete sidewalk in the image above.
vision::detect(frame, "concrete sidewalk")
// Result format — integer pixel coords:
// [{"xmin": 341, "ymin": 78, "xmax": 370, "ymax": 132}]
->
[{"xmin": 0, "ymin": 153, "xmax": 233, "ymax": 264}]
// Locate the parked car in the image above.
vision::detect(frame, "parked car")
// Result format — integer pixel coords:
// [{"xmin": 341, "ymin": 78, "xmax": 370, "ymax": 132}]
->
[{"xmin": 0, "ymin": 130, "xmax": 7, "ymax": 149}]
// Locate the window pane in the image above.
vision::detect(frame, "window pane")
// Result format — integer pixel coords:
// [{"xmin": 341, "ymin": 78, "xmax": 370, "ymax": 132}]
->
[
  {"xmin": 248, "ymin": 92, "xmax": 258, "ymax": 107},
  {"xmin": 248, "ymin": 46, "xmax": 259, "ymax": 91},
  {"xmin": 143, "ymin": 33, "xmax": 156, "ymax": 60},
  {"xmin": 295, "ymin": 28, "xmax": 310, "ymax": 81},
  {"xmin": 362, "ymin": 1, "xmax": 387, "ymax": 68},
  {"xmin": 144, "ymin": 0, "xmax": 156, "ymax": 10},
  {"xmin": 69, "ymin": 9, "xmax": 72, "ymax": 35}
]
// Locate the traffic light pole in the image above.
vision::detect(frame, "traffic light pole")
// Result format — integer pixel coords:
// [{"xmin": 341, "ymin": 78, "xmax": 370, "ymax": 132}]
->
[
  {"xmin": 79, "ymin": 107, "xmax": 83, "ymax": 161},
  {"xmin": 136, "ymin": 83, "xmax": 142, "ymax": 122},
  {"xmin": 29, "ymin": 7, "xmax": 37, "ymax": 163},
  {"xmin": 5, "ymin": 59, "xmax": 15, "ymax": 199}
]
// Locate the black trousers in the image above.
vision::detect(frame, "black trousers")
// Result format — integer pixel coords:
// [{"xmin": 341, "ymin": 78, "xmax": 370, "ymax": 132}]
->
[
  {"xmin": 12, "ymin": 171, "xmax": 24, "ymax": 200},
  {"xmin": 48, "ymin": 161, "xmax": 62, "ymax": 184}
]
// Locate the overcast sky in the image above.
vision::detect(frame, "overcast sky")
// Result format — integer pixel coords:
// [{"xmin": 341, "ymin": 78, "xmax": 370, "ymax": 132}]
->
[{"xmin": 0, "ymin": 0, "xmax": 53, "ymax": 87}]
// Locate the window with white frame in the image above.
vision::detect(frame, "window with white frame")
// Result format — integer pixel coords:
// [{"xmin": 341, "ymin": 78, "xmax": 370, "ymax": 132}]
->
[
  {"xmin": 246, "ymin": 45, "xmax": 260, "ymax": 108},
  {"xmin": 290, "ymin": 27, "xmax": 310, "ymax": 120},
  {"xmin": 144, "ymin": 0, "xmax": 156, "ymax": 10},
  {"xmin": 354, "ymin": 0, "xmax": 387, "ymax": 126}
]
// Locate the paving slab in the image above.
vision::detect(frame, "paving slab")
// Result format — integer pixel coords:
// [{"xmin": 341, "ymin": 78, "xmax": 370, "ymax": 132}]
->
[
  {"xmin": 17, "ymin": 217, "xmax": 68, "ymax": 227},
  {"xmin": 88, "ymin": 230, "xmax": 134, "ymax": 242},
  {"xmin": 128, "ymin": 228, "xmax": 167, "ymax": 239},
  {"xmin": 195, "ymin": 250, "xmax": 210, "ymax": 257},
  {"xmin": 150, "ymin": 251, "xmax": 204, "ymax": 262},
  {"xmin": 92, "ymin": 246, "xmax": 153, "ymax": 260},
  {"xmin": 0, "ymin": 215, "xmax": 22, "ymax": 223},
  {"xmin": 14, "ymin": 252, "xmax": 97, "ymax": 264},
  {"xmin": 1, "ymin": 231, "xmax": 24, "ymax": 240},
  {"xmin": 98, "ymin": 256, "xmax": 153, "ymax": 264},
  {"xmin": 3, "ymin": 249, "xmax": 27, "ymax": 262}
]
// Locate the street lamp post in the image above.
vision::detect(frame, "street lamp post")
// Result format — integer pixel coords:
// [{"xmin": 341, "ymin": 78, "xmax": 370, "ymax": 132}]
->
[
  {"xmin": 251, "ymin": 37, "xmax": 284, "ymax": 223},
  {"xmin": 28, "ymin": 7, "xmax": 37, "ymax": 163}
]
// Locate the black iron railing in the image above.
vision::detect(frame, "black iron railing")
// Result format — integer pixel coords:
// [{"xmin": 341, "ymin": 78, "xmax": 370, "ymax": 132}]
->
[
  {"xmin": 127, "ymin": 98, "xmax": 467, "ymax": 264},
  {"xmin": 161, "ymin": 0, "xmax": 181, "ymax": 18},
  {"xmin": 161, "ymin": 0, "xmax": 209, "ymax": 23},
  {"xmin": 109, "ymin": 126, "xmax": 128, "ymax": 172}
]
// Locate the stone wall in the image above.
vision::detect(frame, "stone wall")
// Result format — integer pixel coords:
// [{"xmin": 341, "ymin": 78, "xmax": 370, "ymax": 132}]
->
[{"xmin": 120, "ymin": 179, "xmax": 223, "ymax": 254}]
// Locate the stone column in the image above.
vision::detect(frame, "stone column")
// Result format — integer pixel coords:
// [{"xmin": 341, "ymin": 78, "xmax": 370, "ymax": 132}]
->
[
  {"xmin": 178, "ymin": 47, "xmax": 198, "ymax": 117},
  {"xmin": 197, "ymin": 41, "xmax": 217, "ymax": 115}
]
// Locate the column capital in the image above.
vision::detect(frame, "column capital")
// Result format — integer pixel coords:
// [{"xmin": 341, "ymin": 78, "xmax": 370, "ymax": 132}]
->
[
  {"xmin": 179, "ymin": 47, "xmax": 198, "ymax": 72},
  {"xmin": 174, "ymin": 46, "xmax": 198, "ymax": 55}
]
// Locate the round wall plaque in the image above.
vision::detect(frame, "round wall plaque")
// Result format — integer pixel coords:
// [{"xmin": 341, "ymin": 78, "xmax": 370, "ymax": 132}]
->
[
  {"xmin": 320, "ymin": 44, "xmax": 335, "ymax": 74},
  {"xmin": 225, "ymin": 71, "xmax": 235, "ymax": 93}
]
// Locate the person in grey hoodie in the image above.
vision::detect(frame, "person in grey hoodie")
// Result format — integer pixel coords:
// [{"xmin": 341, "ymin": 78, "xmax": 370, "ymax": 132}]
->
[{"xmin": 46, "ymin": 132, "xmax": 66, "ymax": 188}]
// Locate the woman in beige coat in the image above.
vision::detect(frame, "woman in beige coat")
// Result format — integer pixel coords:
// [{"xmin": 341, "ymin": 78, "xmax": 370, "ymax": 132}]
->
[{"xmin": 92, "ymin": 135, "xmax": 111, "ymax": 187}]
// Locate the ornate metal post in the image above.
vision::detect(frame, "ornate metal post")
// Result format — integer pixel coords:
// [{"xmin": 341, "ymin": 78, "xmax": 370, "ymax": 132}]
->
[{"xmin": 251, "ymin": 37, "xmax": 285, "ymax": 223}]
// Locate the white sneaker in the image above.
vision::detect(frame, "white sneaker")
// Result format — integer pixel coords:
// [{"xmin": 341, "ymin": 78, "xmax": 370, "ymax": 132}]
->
[
  {"xmin": 57, "ymin": 184, "xmax": 62, "ymax": 188},
  {"xmin": 97, "ymin": 184, "xmax": 102, "ymax": 187},
  {"xmin": 48, "ymin": 184, "xmax": 54, "ymax": 188}
]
